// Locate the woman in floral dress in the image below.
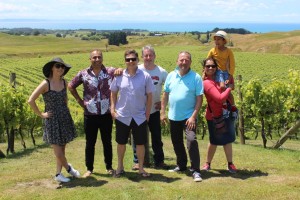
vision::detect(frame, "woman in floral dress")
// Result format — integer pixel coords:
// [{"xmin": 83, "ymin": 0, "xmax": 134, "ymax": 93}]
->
[{"xmin": 28, "ymin": 57, "xmax": 80, "ymax": 183}]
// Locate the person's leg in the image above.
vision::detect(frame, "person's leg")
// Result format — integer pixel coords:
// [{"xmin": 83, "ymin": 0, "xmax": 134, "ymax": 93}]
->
[
  {"xmin": 117, "ymin": 144, "xmax": 126, "ymax": 173},
  {"xmin": 131, "ymin": 139, "xmax": 139, "ymax": 170},
  {"xmin": 136, "ymin": 144, "xmax": 145, "ymax": 173},
  {"xmin": 202, "ymin": 143, "xmax": 217, "ymax": 171},
  {"xmin": 84, "ymin": 115, "xmax": 99, "ymax": 173},
  {"xmin": 52, "ymin": 144, "xmax": 69, "ymax": 174},
  {"xmin": 223, "ymin": 143, "xmax": 233, "ymax": 163},
  {"xmin": 170, "ymin": 120, "xmax": 187, "ymax": 170},
  {"xmin": 223, "ymin": 143, "xmax": 237, "ymax": 173},
  {"xmin": 185, "ymin": 125, "xmax": 200, "ymax": 172},
  {"xmin": 99, "ymin": 114, "xmax": 113, "ymax": 171},
  {"xmin": 148, "ymin": 111, "xmax": 164, "ymax": 166},
  {"xmin": 206, "ymin": 143, "xmax": 217, "ymax": 164},
  {"xmin": 115, "ymin": 119, "xmax": 131, "ymax": 175},
  {"xmin": 132, "ymin": 120, "xmax": 149, "ymax": 176}
]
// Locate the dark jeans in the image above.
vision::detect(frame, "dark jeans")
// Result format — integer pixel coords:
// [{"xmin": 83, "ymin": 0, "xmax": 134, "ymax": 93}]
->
[
  {"xmin": 132, "ymin": 111, "xmax": 165, "ymax": 165},
  {"xmin": 84, "ymin": 114, "xmax": 113, "ymax": 172},
  {"xmin": 169, "ymin": 119, "xmax": 200, "ymax": 172}
]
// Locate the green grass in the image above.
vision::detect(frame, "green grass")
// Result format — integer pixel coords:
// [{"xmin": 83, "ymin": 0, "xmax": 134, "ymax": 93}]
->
[{"xmin": 0, "ymin": 135, "xmax": 299, "ymax": 200}]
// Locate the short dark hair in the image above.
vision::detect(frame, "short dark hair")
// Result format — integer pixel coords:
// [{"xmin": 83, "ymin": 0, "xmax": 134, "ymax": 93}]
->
[{"xmin": 124, "ymin": 49, "xmax": 138, "ymax": 58}]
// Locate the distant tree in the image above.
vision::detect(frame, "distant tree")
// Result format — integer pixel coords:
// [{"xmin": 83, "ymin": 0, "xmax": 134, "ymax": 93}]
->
[
  {"xmin": 108, "ymin": 32, "xmax": 128, "ymax": 46},
  {"xmin": 33, "ymin": 30, "xmax": 40, "ymax": 36},
  {"xmin": 81, "ymin": 36, "xmax": 89, "ymax": 40},
  {"xmin": 206, "ymin": 31, "xmax": 210, "ymax": 42},
  {"xmin": 212, "ymin": 27, "xmax": 251, "ymax": 34},
  {"xmin": 56, "ymin": 33, "xmax": 62, "ymax": 37}
]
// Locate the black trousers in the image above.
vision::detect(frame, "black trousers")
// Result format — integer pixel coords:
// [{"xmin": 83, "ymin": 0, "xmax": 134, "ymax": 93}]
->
[
  {"xmin": 84, "ymin": 114, "xmax": 113, "ymax": 172},
  {"xmin": 169, "ymin": 119, "xmax": 200, "ymax": 172}
]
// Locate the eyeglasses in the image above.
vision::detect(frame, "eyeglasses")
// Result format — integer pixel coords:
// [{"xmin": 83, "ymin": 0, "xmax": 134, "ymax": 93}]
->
[
  {"xmin": 125, "ymin": 58, "xmax": 137, "ymax": 62},
  {"xmin": 205, "ymin": 65, "xmax": 217, "ymax": 68},
  {"xmin": 54, "ymin": 63, "xmax": 65, "ymax": 69}
]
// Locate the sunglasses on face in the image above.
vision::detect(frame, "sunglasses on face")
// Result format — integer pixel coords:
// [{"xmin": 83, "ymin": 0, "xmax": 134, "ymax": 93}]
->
[
  {"xmin": 125, "ymin": 57, "xmax": 137, "ymax": 62},
  {"xmin": 205, "ymin": 65, "xmax": 217, "ymax": 68},
  {"xmin": 54, "ymin": 63, "xmax": 65, "ymax": 69}
]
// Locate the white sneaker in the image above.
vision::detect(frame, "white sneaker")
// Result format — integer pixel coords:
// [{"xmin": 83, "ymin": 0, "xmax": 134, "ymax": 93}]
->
[
  {"xmin": 54, "ymin": 173, "xmax": 70, "ymax": 183},
  {"xmin": 68, "ymin": 164, "xmax": 80, "ymax": 178},
  {"xmin": 193, "ymin": 171, "xmax": 203, "ymax": 182}
]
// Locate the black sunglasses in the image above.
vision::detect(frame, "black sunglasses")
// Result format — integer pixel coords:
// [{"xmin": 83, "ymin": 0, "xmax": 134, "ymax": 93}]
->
[
  {"xmin": 205, "ymin": 65, "xmax": 217, "ymax": 68},
  {"xmin": 54, "ymin": 63, "xmax": 65, "ymax": 69},
  {"xmin": 125, "ymin": 57, "xmax": 137, "ymax": 62}
]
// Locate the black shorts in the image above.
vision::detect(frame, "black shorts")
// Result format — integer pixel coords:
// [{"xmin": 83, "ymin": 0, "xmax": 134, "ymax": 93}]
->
[{"xmin": 115, "ymin": 119, "xmax": 147, "ymax": 145}]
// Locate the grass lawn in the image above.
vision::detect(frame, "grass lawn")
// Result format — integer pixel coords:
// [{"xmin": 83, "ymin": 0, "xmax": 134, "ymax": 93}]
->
[{"xmin": 0, "ymin": 134, "xmax": 299, "ymax": 200}]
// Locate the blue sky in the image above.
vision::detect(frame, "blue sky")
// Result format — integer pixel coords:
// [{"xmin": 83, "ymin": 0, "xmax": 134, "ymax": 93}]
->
[{"xmin": 0, "ymin": 0, "xmax": 300, "ymax": 23}]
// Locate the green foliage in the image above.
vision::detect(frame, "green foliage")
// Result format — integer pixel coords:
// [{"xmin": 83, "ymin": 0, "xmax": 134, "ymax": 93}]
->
[
  {"xmin": 0, "ymin": 84, "xmax": 43, "ymax": 145},
  {"xmin": 240, "ymin": 70, "xmax": 300, "ymax": 139},
  {"xmin": 108, "ymin": 32, "xmax": 128, "ymax": 46}
]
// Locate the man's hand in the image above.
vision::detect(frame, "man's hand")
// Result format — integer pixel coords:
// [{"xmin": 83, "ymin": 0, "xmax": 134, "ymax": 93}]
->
[
  {"xmin": 114, "ymin": 68, "xmax": 124, "ymax": 76},
  {"xmin": 154, "ymin": 101, "xmax": 161, "ymax": 110}
]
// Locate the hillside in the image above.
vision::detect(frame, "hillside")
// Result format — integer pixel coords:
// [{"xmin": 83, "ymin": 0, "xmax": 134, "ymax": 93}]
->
[
  {"xmin": 1, "ymin": 31, "xmax": 300, "ymax": 58},
  {"xmin": 229, "ymin": 30, "xmax": 300, "ymax": 54}
]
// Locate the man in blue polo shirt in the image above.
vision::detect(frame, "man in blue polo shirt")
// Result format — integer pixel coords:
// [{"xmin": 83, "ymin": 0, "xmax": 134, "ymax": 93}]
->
[{"xmin": 161, "ymin": 51, "xmax": 204, "ymax": 182}]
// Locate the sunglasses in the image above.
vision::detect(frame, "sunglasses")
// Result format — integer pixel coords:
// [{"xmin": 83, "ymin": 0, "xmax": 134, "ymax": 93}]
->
[
  {"xmin": 125, "ymin": 57, "xmax": 137, "ymax": 62},
  {"xmin": 54, "ymin": 63, "xmax": 65, "ymax": 69},
  {"xmin": 205, "ymin": 65, "xmax": 217, "ymax": 68}
]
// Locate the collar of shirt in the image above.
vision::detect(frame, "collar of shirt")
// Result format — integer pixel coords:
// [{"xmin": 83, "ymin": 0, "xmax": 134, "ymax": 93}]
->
[
  {"xmin": 175, "ymin": 66, "xmax": 191, "ymax": 77},
  {"xmin": 124, "ymin": 67, "xmax": 140, "ymax": 77}
]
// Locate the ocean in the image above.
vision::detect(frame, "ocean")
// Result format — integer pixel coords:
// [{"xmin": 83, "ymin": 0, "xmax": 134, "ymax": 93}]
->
[{"xmin": 1, "ymin": 20, "xmax": 300, "ymax": 33}]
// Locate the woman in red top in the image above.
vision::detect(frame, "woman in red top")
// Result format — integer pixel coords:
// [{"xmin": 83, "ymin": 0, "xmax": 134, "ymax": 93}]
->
[{"xmin": 201, "ymin": 57, "xmax": 237, "ymax": 173}]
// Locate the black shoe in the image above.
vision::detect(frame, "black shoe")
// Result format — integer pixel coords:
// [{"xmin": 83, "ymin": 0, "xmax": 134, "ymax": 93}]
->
[{"xmin": 155, "ymin": 162, "xmax": 170, "ymax": 170}]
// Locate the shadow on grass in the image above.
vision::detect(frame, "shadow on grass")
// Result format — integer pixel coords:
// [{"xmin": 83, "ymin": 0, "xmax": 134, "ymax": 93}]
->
[
  {"xmin": 101, "ymin": 170, "xmax": 181, "ymax": 183},
  {"xmin": 4, "ymin": 143, "xmax": 49, "ymax": 159},
  {"xmin": 202, "ymin": 168, "xmax": 268, "ymax": 180},
  {"xmin": 58, "ymin": 176, "xmax": 108, "ymax": 189}
]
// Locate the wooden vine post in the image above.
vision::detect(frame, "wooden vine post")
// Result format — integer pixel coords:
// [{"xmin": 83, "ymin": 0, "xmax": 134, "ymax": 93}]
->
[
  {"xmin": 273, "ymin": 120, "xmax": 300, "ymax": 149},
  {"xmin": 237, "ymin": 75, "xmax": 245, "ymax": 144},
  {"xmin": 10, "ymin": 72, "xmax": 16, "ymax": 88}
]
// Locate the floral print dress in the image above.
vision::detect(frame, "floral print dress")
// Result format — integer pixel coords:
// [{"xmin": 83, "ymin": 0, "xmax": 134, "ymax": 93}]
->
[{"xmin": 42, "ymin": 79, "xmax": 77, "ymax": 145}]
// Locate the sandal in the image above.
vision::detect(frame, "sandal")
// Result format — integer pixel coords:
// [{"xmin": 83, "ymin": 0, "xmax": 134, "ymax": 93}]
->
[
  {"xmin": 114, "ymin": 169, "xmax": 125, "ymax": 178},
  {"xmin": 139, "ymin": 171, "xmax": 150, "ymax": 178},
  {"xmin": 132, "ymin": 163, "xmax": 139, "ymax": 171},
  {"xmin": 82, "ymin": 170, "xmax": 92, "ymax": 178}
]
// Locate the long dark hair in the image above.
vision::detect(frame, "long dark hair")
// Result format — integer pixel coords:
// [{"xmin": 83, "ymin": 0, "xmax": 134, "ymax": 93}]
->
[{"xmin": 202, "ymin": 57, "xmax": 218, "ymax": 80}]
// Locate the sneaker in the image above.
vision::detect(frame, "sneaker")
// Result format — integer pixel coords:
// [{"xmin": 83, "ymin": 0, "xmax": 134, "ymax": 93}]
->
[
  {"xmin": 192, "ymin": 171, "xmax": 203, "ymax": 182},
  {"xmin": 168, "ymin": 166, "xmax": 186, "ymax": 172},
  {"xmin": 189, "ymin": 167, "xmax": 195, "ymax": 172},
  {"xmin": 54, "ymin": 173, "xmax": 70, "ymax": 183},
  {"xmin": 68, "ymin": 164, "xmax": 80, "ymax": 178},
  {"xmin": 228, "ymin": 164, "xmax": 237, "ymax": 173},
  {"xmin": 106, "ymin": 168, "xmax": 114, "ymax": 175},
  {"xmin": 202, "ymin": 163, "xmax": 211, "ymax": 171},
  {"xmin": 155, "ymin": 162, "xmax": 170, "ymax": 170}
]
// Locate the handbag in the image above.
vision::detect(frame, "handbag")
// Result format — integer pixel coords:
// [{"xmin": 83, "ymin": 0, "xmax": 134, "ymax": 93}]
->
[{"xmin": 208, "ymin": 103, "xmax": 228, "ymax": 135}]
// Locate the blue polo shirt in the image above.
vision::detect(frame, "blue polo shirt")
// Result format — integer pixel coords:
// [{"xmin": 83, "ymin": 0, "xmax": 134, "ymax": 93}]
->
[{"xmin": 164, "ymin": 67, "xmax": 203, "ymax": 121}]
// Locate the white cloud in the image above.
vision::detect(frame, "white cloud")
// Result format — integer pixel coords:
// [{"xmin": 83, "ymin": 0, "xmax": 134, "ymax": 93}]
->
[{"xmin": 0, "ymin": 0, "xmax": 299, "ymax": 23}]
